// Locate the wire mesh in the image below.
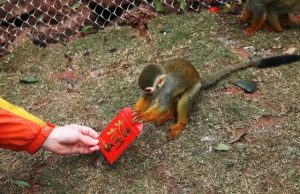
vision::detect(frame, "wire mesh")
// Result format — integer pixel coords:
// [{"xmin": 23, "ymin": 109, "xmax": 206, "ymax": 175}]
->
[{"xmin": 0, "ymin": 0, "xmax": 236, "ymax": 56}]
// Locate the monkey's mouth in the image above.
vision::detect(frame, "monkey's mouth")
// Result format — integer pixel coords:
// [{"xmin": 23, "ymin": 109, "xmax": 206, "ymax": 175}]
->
[{"xmin": 144, "ymin": 88, "xmax": 152, "ymax": 93}]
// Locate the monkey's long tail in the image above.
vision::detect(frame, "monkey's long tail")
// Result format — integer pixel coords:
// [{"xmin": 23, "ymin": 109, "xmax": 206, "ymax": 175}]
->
[{"xmin": 200, "ymin": 54, "xmax": 300, "ymax": 89}]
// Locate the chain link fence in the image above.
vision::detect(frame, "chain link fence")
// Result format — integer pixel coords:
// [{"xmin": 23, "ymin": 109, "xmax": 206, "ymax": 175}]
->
[{"xmin": 0, "ymin": 0, "xmax": 237, "ymax": 56}]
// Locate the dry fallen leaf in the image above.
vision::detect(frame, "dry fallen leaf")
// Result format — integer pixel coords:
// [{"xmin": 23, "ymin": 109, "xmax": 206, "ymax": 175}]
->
[
  {"xmin": 214, "ymin": 143, "xmax": 231, "ymax": 151},
  {"xmin": 233, "ymin": 48, "xmax": 251, "ymax": 59},
  {"xmin": 224, "ymin": 85, "xmax": 244, "ymax": 95},
  {"xmin": 253, "ymin": 117, "xmax": 274, "ymax": 128},
  {"xmin": 230, "ymin": 128, "xmax": 248, "ymax": 144},
  {"xmin": 285, "ymin": 47, "xmax": 296, "ymax": 55}
]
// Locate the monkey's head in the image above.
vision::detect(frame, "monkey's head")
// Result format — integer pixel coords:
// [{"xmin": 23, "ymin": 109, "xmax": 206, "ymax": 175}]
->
[{"xmin": 138, "ymin": 64, "xmax": 166, "ymax": 96}]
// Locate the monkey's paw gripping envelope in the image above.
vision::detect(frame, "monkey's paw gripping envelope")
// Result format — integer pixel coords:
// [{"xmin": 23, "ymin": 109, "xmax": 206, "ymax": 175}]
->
[{"xmin": 98, "ymin": 107, "xmax": 143, "ymax": 164}]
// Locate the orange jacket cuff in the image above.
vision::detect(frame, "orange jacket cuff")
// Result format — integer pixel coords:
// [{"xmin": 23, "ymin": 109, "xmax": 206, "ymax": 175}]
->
[{"xmin": 26, "ymin": 122, "xmax": 55, "ymax": 154}]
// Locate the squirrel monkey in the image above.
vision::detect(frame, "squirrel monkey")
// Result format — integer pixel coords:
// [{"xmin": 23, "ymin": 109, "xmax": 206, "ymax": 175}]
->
[
  {"xmin": 134, "ymin": 55, "xmax": 300, "ymax": 140},
  {"xmin": 240, "ymin": 0, "xmax": 300, "ymax": 36}
]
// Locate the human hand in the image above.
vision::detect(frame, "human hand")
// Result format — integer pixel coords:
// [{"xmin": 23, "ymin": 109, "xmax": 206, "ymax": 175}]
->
[{"xmin": 42, "ymin": 124, "xmax": 100, "ymax": 155}]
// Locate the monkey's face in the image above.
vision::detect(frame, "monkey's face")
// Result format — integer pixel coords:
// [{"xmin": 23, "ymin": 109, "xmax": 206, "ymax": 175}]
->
[
  {"xmin": 142, "ymin": 74, "xmax": 166, "ymax": 97},
  {"xmin": 138, "ymin": 64, "xmax": 164, "ymax": 91}
]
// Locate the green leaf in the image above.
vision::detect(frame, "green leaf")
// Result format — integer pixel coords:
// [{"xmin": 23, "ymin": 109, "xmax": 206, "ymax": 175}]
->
[
  {"xmin": 20, "ymin": 75, "xmax": 39, "ymax": 84},
  {"xmin": 179, "ymin": 0, "xmax": 186, "ymax": 12},
  {"xmin": 235, "ymin": 80, "xmax": 256, "ymax": 93},
  {"xmin": 71, "ymin": 1, "xmax": 81, "ymax": 10},
  {"xmin": 38, "ymin": 15, "xmax": 44, "ymax": 21},
  {"xmin": 154, "ymin": 0, "xmax": 164, "ymax": 13},
  {"xmin": 159, "ymin": 26, "xmax": 173, "ymax": 33},
  {"xmin": 15, "ymin": 180, "xmax": 30, "ymax": 189},
  {"xmin": 81, "ymin": 26, "xmax": 93, "ymax": 33},
  {"xmin": 214, "ymin": 143, "xmax": 230, "ymax": 151}
]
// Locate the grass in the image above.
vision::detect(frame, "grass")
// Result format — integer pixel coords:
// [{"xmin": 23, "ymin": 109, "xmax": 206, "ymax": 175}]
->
[{"xmin": 0, "ymin": 11, "xmax": 300, "ymax": 193}]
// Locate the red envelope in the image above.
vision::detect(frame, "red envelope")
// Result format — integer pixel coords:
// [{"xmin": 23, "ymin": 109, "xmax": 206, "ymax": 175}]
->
[{"xmin": 98, "ymin": 107, "xmax": 143, "ymax": 164}]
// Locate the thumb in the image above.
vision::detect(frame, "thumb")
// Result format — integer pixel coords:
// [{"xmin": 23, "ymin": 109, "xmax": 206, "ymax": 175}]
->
[{"xmin": 78, "ymin": 134, "xmax": 99, "ymax": 146}]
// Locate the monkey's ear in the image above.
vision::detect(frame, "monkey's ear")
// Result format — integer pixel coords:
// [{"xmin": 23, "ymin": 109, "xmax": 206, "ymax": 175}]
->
[{"xmin": 157, "ymin": 74, "xmax": 166, "ymax": 87}]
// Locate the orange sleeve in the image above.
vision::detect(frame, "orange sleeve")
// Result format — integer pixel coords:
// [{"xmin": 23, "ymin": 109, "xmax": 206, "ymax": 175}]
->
[{"xmin": 0, "ymin": 98, "xmax": 55, "ymax": 154}]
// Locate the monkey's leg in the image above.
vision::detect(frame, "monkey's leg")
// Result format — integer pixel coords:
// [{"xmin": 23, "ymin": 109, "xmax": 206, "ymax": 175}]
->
[
  {"xmin": 240, "ymin": 7, "xmax": 252, "ymax": 23},
  {"xmin": 156, "ymin": 105, "xmax": 176, "ymax": 126},
  {"xmin": 267, "ymin": 12, "xmax": 283, "ymax": 32},
  {"xmin": 141, "ymin": 105, "xmax": 168, "ymax": 123},
  {"xmin": 167, "ymin": 82, "xmax": 201, "ymax": 140},
  {"xmin": 244, "ymin": 10, "xmax": 267, "ymax": 36},
  {"xmin": 141, "ymin": 102, "xmax": 177, "ymax": 124},
  {"xmin": 279, "ymin": 13, "xmax": 291, "ymax": 28}
]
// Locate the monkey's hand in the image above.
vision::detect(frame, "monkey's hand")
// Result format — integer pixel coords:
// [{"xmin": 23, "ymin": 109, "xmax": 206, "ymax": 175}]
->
[
  {"xmin": 132, "ymin": 108, "xmax": 159, "ymax": 123},
  {"xmin": 132, "ymin": 111, "xmax": 143, "ymax": 124}
]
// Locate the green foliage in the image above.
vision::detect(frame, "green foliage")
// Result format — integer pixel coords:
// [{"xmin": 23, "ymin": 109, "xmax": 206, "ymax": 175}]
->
[
  {"xmin": 179, "ymin": 0, "xmax": 186, "ymax": 11},
  {"xmin": 71, "ymin": 1, "xmax": 81, "ymax": 10},
  {"xmin": 214, "ymin": 143, "xmax": 231, "ymax": 151},
  {"xmin": 235, "ymin": 80, "xmax": 256, "ymax": 93},
  {"xmin": 154, "ymin": 0, "xmax": 164, "ymax": 13},
  {"xmin": 14, "ymin": 180, "xmax": 30, "ymax": 189},
  {"xmin": 20, "ymin": 75, "xmax": 39, "ymax": 84}
]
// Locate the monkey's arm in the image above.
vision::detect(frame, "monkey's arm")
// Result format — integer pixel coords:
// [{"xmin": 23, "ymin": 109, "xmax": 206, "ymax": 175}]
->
[
  {"xmin": 134, "ymin": 95, "xmax": 153, "ymax": 113},
  {"xmin": 243, "ymin": 0, "xmax": 268, "ymax": 36},
  {"xmin": 245, "ymin": 11, "xmax": 267, "ymax": 36},
  {"xmin": 240, "ymin": 3, "xmax": 252, "ymax": 23}
]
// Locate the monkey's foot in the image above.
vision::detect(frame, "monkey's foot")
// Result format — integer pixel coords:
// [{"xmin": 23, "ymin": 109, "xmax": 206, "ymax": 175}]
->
[
  {"xmin": 141, "ymin": 109, "xmax": 164, "ymax": 123},
  {"xmin": 268, "ymin": 22, "xmax": 283, "ymax": 32},
  {"xmin": 272, "ymin": 27, "xmax": 283, "ymax": 33},
  {"xmin": 280, "ymin": 20, "xmax": 291, "ymax": 28},
  {"xmin": 244, "ymin": 27, "xmax": 257, "ymax": 36},
  {"xmin": 279, "ymin": 14, "xmax": 291, "ymax": 28},
  {"xmin": 167, "ymin": 123, "xmax": 185, "ymax": 140}
]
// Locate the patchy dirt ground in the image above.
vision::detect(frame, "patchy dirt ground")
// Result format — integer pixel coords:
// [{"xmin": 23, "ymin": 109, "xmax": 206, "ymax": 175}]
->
[{"xmin": 0, "ymin": 10, "xmax": 299, "ymax": 194}]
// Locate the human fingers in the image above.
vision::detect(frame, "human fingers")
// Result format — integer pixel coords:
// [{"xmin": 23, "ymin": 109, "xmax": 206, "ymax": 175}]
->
[
  {"xmin": 77, "ymin": 145, "xmax": 99, "ymax": 154},
  {"xmin": 78, "ymin": 133, "xmax": 99, "ymax": 146},
  {"xmin": 79, "ymin": 126, "xmax": 99, "ymax": 139}
]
